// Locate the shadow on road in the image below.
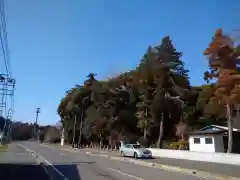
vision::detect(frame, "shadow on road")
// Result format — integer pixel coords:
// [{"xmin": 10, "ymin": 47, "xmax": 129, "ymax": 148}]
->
[{"xmin": 0, "ymin": 163, "xmax": 83, "ymax": 180}]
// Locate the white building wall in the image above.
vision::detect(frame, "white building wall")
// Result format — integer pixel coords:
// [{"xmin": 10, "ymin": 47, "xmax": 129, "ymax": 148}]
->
[{"xmin": 189, "ymin": 135, "xmax": 215, "ymax": 152}]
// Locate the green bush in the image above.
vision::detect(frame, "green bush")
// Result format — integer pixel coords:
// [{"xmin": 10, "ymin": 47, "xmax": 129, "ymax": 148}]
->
[{"xmin": 167, "ymin": 140, "xmax": 189, "ymax": 150}]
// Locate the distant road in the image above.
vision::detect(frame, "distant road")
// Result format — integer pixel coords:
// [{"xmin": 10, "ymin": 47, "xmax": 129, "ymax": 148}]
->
[{"xmin": 14, "ymin": 141, "xmax": 213, "ymax": 180}]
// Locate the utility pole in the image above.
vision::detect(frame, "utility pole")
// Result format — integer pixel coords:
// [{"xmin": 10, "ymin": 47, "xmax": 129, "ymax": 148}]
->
[
  {"xmin": 72, "ymin": 115, "xmax": 77, "ymax": 148},
  {"xmin": 34, "ymin": 107, "xmax": 40, "ymax": 140},
  {"xmin": 0, "ymin": 0, "xmax": 16, "ymax": 144},
  {"xmin": 77, "ymin": 107, "xmax": 84, "ymax": 148},
  {"xmin": 0, "ymin": 74, "xmax": 15, "ymax": 144},
  {"xmin": 60, "ymin": 121, "xmax": 65, "ymax": 146}
]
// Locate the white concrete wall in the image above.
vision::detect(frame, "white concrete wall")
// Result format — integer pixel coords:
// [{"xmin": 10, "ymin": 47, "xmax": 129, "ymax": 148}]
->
[
  {"xmin": 147, "ymin": 148, "xmax": 240, "ymax": 165},
  {"xmin": 189, "ymin": 135, "xmax": 215, "ymax": 152}
]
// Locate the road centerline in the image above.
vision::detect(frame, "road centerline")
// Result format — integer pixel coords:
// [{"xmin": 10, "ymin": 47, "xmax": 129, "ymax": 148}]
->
[
  {"xmin": 18, "ymin": 144, "xmax": 69, "ymax": 180},
  {"xmin": 108, "ymin": 168, "xmax": 144, "ymax": 180},
  {"xmin": 17, "ymin": 144, "xmax": 53, "ymax": 180}
]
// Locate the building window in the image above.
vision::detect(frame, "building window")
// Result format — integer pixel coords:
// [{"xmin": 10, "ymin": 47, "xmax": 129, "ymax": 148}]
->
[
  {"xmin": 205, "ymin": 137, "xmax": 213, "ymax": 144},
  {"xmin": 193, "ymin": 138, "xmax": 200, "ymax": 144}
]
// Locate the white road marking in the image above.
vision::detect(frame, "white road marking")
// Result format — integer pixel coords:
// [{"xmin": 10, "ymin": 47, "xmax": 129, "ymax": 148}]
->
[
  {"xmin": 17, "ymin": 144, "xmax": 53, "ymax": 180},
  {"xmin": 40, "ymin": 144, "xmax": 52, "ymax": 148},
  {"xmin": 41, "ymin": 162, "xmax": 54, "ymax": 180},
  {"xmin": 18, "ymin": 144, "xmax": 69, "ymax": 180},
  {"xmin": 61, "ymin": 148, "xmax": 76, "ymax": 152},
  {"xmin": 41, "ymin": 144, "xmax": 82, "ymax": 153},
  {"xmin": 42, "ymin": 158, "xmax": 69, "ymax": 180},
  {"xmin": 108, "ymin": 168, "xmax": 144, "ymax": 180}
]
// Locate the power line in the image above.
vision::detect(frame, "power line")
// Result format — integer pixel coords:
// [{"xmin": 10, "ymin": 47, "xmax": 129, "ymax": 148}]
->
[
  {"xmin": 0, "ymin": 0, "xmax": 10, "ymax": 75},
  {"xmin": 1, "ymin": 0, "xmax": 10, "ymax": 71},
  {"xmin": 0, "ymin": 0, "xmax": 15, "ymax": 143}
]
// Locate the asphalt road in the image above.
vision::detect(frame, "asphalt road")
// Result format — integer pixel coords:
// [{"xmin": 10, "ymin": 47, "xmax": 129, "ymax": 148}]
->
[
  {"xmin": 0, "ymin": 143, "xmax": 49, "ymax": 180},
  {"xmin": 5, "ymin": 141, "xmax": 210, "ymax": 180},
  {"xmin": 67, "ymin": 146, "xmax": 240, "ymax": 177},
  {"xmin": 147, "ymin": 155, "xmax": 240, "ymax": 177}
]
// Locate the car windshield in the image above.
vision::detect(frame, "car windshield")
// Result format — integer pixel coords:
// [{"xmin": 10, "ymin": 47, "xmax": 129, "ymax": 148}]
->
[{"xmin": 132, "ymin": 144, "xmax": 141, "ymax": 149}]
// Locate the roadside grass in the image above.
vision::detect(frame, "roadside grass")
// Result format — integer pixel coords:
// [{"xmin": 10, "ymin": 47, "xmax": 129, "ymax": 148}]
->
[{"xmin": 0, "ymin": 144, "xmax": 8, "ymax": 152}]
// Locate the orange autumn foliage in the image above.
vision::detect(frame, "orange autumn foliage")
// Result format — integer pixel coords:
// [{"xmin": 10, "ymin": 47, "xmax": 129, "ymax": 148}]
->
[{"xmin": 204, "ymin": 28, "xmax": 240, "ymax": 104}]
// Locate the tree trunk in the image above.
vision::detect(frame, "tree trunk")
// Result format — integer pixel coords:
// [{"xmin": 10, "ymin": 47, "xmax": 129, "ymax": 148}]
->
[
  {"xmin": 144, "ymin": 108, "xmax": 148, "ymax": 141},
  {"xmin": 78, "ymin": 108, "xmax": 84, "ymax": 148},
  {"xmin": 100, "ymin": 139, "xmax": 103, "ymax": 150},
  {"xmin": 157, "ymin": 113, "xmax": 164, "ymax": 148},
  {"xmin": 143, "ymin": 126, "xmax": 147, "ymax": 141},
  {"xmin": 226, "ymin": 103, "xmax": 233, "ymax": 153},
  {"xmin": 60, "ymin": 127, "xmax": 65, "ymax": 146},
  {"xmin": 72, "ymin": 115, "xmax": 77, "ymax": 148}
]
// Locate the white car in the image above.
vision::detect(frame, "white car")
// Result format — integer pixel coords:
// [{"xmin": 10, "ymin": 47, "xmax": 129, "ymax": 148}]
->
[{"xmin": 120, "ymin": 144, "xmax": 152, "ymax": 159}]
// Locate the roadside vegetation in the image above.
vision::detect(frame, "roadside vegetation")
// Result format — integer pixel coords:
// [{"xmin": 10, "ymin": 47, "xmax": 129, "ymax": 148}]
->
[
  {"xmin": 0, "ymin": 144, "xmax": 8, "ymax": 151},
  {"xmin": 0, "ymin": 118, "xmax": 60, "ymax": 142},
  {"xmin": 57, "ymin": 29, "xmax": 240, "ymax": 152}
]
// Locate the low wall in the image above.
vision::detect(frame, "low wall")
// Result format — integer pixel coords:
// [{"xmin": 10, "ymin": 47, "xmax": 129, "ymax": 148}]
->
[{"xmin": 147, "ymin": 148, "xmax": 240, "ymax": 165}]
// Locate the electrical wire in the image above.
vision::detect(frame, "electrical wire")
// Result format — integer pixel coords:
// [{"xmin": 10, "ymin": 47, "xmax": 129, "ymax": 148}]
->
[
  {"xmin": 0, "ymin": 0, "xmax": 9, "ymax": 121},
  {"xmin": 0, "ymin": 0, "xmax": 10, "ymax": 75},
  {"xmin": 0, "ymin": 0, "xmax": 11, "ymax": 76},
  {"xmin": 0, "ymin": 0, "xmax": 15, "ymax": 142}
]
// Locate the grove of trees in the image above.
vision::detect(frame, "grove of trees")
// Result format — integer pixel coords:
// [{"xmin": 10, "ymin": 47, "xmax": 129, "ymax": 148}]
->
[
  {"xmin": 5, "ymin": 121, "xmax": 58, "ymax": 142},
  {"xmin": 57, "ymin": 29, "xmax": 240, "ymax": 152},
  {"xmin": 0, "ymin": 116, "xmax": 11, "ymax": 142},
  {"xmin": 0, "ymin": 115, "xmax": 60, "ymax": 142}
]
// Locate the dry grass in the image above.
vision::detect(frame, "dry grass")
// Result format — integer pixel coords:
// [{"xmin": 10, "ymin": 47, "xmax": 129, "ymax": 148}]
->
[{"xmin": 0, "ymin": 144, "xmax": 8, "ymax": 151}]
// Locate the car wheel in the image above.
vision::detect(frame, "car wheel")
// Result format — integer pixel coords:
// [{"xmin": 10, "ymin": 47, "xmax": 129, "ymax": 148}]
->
[
  {"xmin": 120, "ymin": 151, "xmax": 124, "ymax": 157},
  {"xmin": 133, "ymin": 152, "xmax": 138, "ymax": 159}
]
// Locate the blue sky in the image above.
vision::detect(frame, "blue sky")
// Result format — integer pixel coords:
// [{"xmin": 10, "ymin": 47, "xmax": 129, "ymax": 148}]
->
[{"xmin": 3, "ymin": 0, "xmax": 239, "ymax": 125}]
